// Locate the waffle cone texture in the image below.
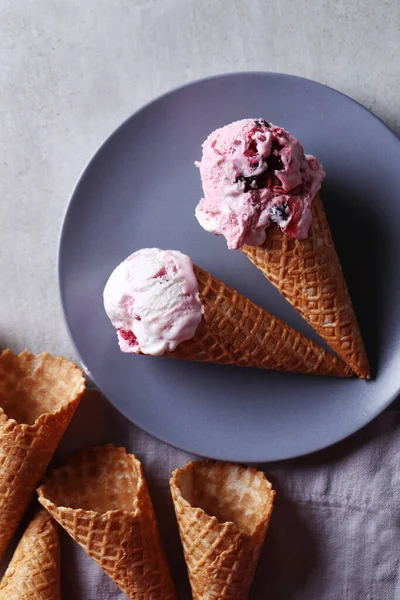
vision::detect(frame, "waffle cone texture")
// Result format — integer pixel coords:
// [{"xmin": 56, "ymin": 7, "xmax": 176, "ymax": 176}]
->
[
  {"xmin": 0, "ymin": 349, "xmax": 85, "ymax": 560},
  {"xmin": 170, "ymin": 460, "xmax": 275, "ymax": 600},
  {"xmin": 166, "ymin": 265, "xmax": 352, "ymax": 377},
  {"xmin": 241, "ymin": 194, "xmax": 370, "ymax": 378},
  {"xmin": 0, "ymin": 509, "xmax": 60, "ymax": 599},
  {"xmin": 37, "ymin": 444, "xmax": 176, "ymax": 600}
]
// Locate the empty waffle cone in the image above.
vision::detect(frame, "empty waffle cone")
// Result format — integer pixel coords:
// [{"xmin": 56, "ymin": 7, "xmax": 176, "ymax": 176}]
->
[
  {"xmin": 166, "ymin": 265, "xmax": 352, "ymax": 377},
  {"xmin": 37, "ymin": 444, "xmax": 176, "ymax": 600},
  {"xmin": 242, "ymin": 194, "xmax": 370, "ymax": 379},
  {"xmin": 0, "ymin": 349, "xmax": 85, "ymax": 560},
  {"xmin": 170, "ymin": 460, "xmax": 275, "ymax": 600},
  {"xmin": 0, "ymin": 509, "xmax": 60, "ymax": 599}
]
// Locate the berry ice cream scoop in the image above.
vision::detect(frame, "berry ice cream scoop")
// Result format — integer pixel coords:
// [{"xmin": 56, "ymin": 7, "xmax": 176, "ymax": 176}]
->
[
  {"xmin": 103, "ymin": 248, "xmax": 204, "ymax": 356},
  {"xmin": 195, "ymin": 119, "xmax": 325, "ymax": 249}
]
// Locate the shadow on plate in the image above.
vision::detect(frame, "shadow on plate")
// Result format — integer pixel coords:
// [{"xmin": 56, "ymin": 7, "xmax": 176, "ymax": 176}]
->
[{"xmin": 322, "ymin": 182, "xmax": 390, "ymax": 378}]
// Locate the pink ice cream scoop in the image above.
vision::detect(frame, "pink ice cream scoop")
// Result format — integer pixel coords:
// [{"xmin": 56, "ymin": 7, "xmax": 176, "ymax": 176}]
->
[
  {"xmin": 195, "ymin": 119, "xmax": 325, "ymax": 249},
  {"xmin": 103, "ymin": 248, "xmax": 204, "ymax": 356}
]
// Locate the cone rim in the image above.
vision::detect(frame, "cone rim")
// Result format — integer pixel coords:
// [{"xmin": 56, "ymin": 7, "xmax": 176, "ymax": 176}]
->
[
  {"xmin": 170, "ymin": 459, "xmax": 275, "ymax": 538},
  {"xmin": 0, "ymin": 349, "xmax": 85, "ymax": 430},
  {"xmin": 37, "ymin": 443, "xmax": 145, "ymax": 518}
]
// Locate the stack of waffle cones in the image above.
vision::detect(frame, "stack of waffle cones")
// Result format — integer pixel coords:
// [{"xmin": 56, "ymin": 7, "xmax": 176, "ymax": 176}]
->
[
  {"xmin": 0, "ymin": 349, "xmax": 274, "ymax": 600},
  {"xmin": 170, "ymin": 460, "xmax": 275, "ymax": 600},
  {"xmin": 0, "ymin": 349, "xmax": 275, "ymax": 598},
  {"xmin": 0, "ymin": 509, "xmax": 60, "ymax": 599},
  {"xmin": 242, "ymin": 194, "xmax": 370, "ymax": 378},
  {"xmin": 0, "ymin": 349, "xmax": 85, "ymax": 560},
  {"xmin": 166, "ymin": 265, "xmax": 352, "ymax": 377},
  {"xmin": 37, "ymin": 444, "xmax": 176, "ymax": 600}
]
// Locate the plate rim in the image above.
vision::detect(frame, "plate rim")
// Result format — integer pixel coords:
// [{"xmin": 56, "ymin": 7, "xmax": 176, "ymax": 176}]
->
[{"xmin": 58, "ymin": 71, "xmax": 400, "ymax": 462}]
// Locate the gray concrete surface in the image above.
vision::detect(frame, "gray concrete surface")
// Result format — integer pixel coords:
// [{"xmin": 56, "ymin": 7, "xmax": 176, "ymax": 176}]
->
[{"xmin": 1, "ymin": 0, "xmax": 399, "ymax": 361}]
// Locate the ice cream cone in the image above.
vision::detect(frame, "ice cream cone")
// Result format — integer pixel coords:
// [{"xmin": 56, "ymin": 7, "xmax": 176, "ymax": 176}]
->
[
  {"xmin": 170, "ymin": 460, "xmax": 275, "ymax": 600},
  {"xmin": 37, "ymin": 444, "xmax": 176, "ymax": 600},
  {"xmin": 167, "ymin": 264, "xmax": 353, "ymax": 377},
  {"xmin": 0, "ymin": 509, "xmax": 60, "ymax": 599},
  {"xmin": 242, "ymin": 194, "xmax": 370, "ymax": 378},
  {"xmin": 0, "ymin": 349, "xmax": 85, "ymax": 560}
]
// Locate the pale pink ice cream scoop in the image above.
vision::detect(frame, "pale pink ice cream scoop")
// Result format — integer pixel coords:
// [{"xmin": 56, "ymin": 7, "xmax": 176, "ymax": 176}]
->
[
  {"xmin": 103, "ymin": 248, "xmax": 203, "ymax": 356},
  {"xmin": 195, "ymin": 119, "xmax": 325, "ymax": 249}
]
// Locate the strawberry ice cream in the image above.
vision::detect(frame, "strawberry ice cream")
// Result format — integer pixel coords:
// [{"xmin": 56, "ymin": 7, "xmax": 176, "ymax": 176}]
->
[
  {"xmin": 103, "ymin": 248, "xmax": 204, "ymax": 356},
  {"xmin": 195, "ymin": 119, "xmax": 325, "ymax": 249}
]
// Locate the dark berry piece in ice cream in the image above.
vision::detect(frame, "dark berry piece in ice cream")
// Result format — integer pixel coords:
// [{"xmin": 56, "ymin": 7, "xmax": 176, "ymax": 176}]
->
[
  {"xmin": 267, "ymin": 153, "xmax": 284, "ymax": 172},
  {"xmin": 235, "ymin": 173, "xmax": 264, "ymax": 192},
  {"xmin": 118, "ymin": 329, "xmax": 138, "ymax": 346},
  {"xmin": 254, "ymin": 119, "xmax": 270, "ymax": 128},
  {"xmin": 235, "ymin": 139, "xmax": 284, "ymax": 192},
  {"xmin": 269, "ymin": 201, "xmax": 289, "ymax": 224}
]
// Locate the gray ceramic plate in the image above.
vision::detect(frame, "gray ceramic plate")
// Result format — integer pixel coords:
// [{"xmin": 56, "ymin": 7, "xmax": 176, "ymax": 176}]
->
[{"xmin": 59, "ymin": 72, "xmax": 400, "ymax": 462}]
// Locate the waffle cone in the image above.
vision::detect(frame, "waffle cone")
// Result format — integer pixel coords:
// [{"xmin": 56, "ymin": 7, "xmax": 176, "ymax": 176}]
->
[
  {"xmin": 166, "ymin": 265, "xmax": 352, "ymax": 377},
  {"xmin": 0, "ymin": 349, "xmax": 85, "ymax": 560},
  {"xmin": 0, "ymin": 509, "xmax": 60, "ymax": 599},
  {"xmin": 170, "ymin": 460, "xmax": 275, "ymax": 600},
  {"xmin": 37, "ymin": 444, "xmax": 176, "ymax": 600},
  {"xmin": 241, "ymin": 194, "xmax": 370, "ymax": 378}
]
